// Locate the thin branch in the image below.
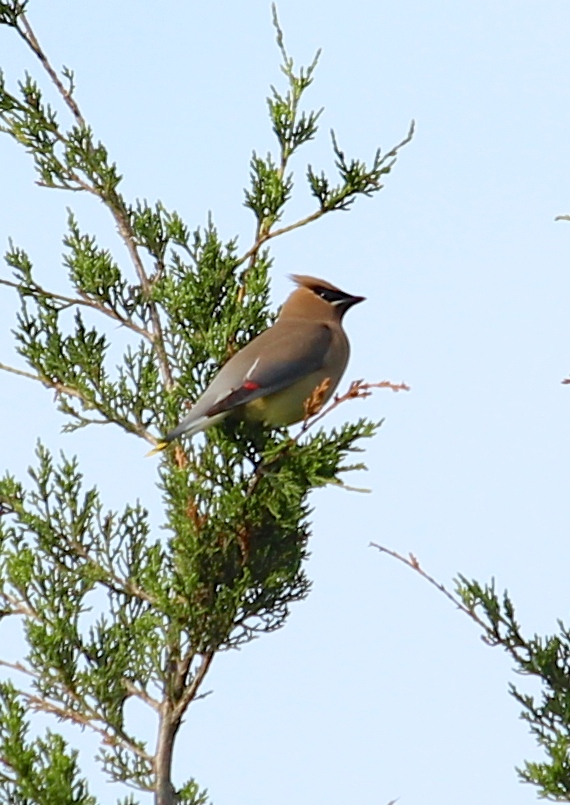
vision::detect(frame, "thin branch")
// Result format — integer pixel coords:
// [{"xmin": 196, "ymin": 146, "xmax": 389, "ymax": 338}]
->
[
  {"xmin": 0, "ymin": 360, "xmax": 46, "ymax": 386},
  {"xmin": 236, "ymin": 208, "xmax": 324, "ymax": 269},
  {"xmin": 369, "ymin": 543, "xmax": 490, "ymax": 629},
  {"xmin": 0, "ymin": 658, "xmax": 153, "ymax": 763},
  {"xmin": 16, "ymin": 13, "xmax": 86, "ymax": 127},
  {"xmin": 246, "ymin": 378, "xmax": 409, "ymax": 496},
  {"xmin": 67, "ymin": 536, "xmax": 158, "ymax": 607},
  {"xmin": 27, "ymin": 690, "xmax": 153, "ymax": 762},
  {"xmin": 297, "ymin": 378, "xmax": 410, "ymax": 439},
  {"xmin": 0, "ymin": 657, "xmax": 40, "ymax": 680},
  {"xmin": 0, "ymin": 360, "xmax": 155, "ymax": 443},
  {"xmin": 8, "ymin": 12, "xmax": 174, "ymax": 392},
  {"xmin": 174, "ymin": 651, "xmax": 215, "ymax": 719},
  {"xmin": 1, "ymin": 591, "xmax": 39, "ymax": 620},
  {"xmin": 0, "ymin": 359, "xmax": 95, "ymax": 404},
  {"xmin": 369, "ymin": 542, "xmax": 528, "ymax": 667},
  {"xmin": 123, "ymin": 680, "xmax": 160, "ymax": 712},
  {"xmin": 0, "ymin": 276, "xmax": 153, "ymax": 341},
  {"xmin": 112, "ymin": 213, "xmax": 174, "ymax": 390},
  {"xmin": 237, "ymin": 119, "xmax": 415, "ymax": 271}
]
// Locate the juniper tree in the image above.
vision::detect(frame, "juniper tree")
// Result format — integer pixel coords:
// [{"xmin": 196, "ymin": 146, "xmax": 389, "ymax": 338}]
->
[
  {"xmin": 0, "ymin": 3, "xmax": 412, "ymax": 803},
  {"xmin": 370, "ymin": 546, "xmax": 570, "ymax": 803}
]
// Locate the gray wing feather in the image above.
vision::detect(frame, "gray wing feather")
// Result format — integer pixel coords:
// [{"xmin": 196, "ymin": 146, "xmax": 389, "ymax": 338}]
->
[
  {"xmin": 205, "ymin": 321, "xmax": 332, "ymax": 416},
  {"xmin": 164, "ymin": 321, "xmax": 332, "ymax": 440}
]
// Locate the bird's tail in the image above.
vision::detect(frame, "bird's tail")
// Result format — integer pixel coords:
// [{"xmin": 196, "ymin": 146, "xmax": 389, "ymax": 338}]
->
[
  {"xmin": 146, "ymin": 411, "xmax": 227, "ymax": 457},
  {"xmin": 146, "ymin": 440, "xmax": 170, "ymax": 457}
]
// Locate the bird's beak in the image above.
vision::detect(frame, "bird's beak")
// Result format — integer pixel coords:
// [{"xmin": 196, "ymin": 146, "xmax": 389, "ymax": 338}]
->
[{"xmin": 345, "ymin": 294, "xmax": 366, "ymax": 309}]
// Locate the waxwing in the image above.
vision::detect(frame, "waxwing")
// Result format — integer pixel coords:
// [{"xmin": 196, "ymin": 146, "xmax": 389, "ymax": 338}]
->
[{"xmin": 149, "ymin": 275, "xmax": 365, "ymax": 453}]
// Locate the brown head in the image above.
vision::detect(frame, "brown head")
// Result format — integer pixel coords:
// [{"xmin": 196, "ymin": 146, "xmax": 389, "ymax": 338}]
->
[{"xmin": 279, "ymin": 275, "xmax": 366, "ymax": 323}]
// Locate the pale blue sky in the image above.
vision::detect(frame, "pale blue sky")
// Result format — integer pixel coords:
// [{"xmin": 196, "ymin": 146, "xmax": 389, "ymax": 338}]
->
[{"xmin": 1, "ymin": 2, "xmax": 570, "ymax": 803}]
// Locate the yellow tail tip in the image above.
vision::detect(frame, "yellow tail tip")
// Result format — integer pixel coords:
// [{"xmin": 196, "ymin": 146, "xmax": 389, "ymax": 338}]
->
[{"xmin": 146, "ymin": 441, "xmax": 169, "ymax": 457}]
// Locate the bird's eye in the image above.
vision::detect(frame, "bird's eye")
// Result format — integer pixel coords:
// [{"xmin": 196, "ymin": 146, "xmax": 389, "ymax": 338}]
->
[{"xmin": 316, "ymin": 287, "xmax": 344, "ymax": 304}]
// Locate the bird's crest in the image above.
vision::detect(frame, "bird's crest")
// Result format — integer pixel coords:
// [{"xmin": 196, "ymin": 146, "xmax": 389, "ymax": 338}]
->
[{"xmin": 289, "ymin": 274, "xmax": 344, "ymax": 294}]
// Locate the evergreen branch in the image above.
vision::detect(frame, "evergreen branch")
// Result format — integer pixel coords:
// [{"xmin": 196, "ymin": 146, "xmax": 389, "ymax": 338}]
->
[
  {"xmin": 61, "ymin": 411, "xmax": 110, "ymax": 428},
  {"xmin": 0, "ymin": 360, "xmax": 155, "ymax": 442},
  {"xmin": 15, "ymin": 12, "xmax": 85, "ymax": 126},
  {"xmin": 112, "ymin": 213, "xmax": 174, "ymax": 391},
  {"xmin": 238, "ymin": 120, "xmax": 414, "ymax": 269},
  {"xmin": 0, "ymin": 275, "xmax": 152, "ymax": 341},
  {"xmin": 271, "ymin": 3, "xmax": 322, "ymax": 173},
  {"xmin": 36, "ymin": 170, "xmax": 97, "ymax": 195},
  {"xmin": 245, "ymin": 378, "xmax": 403, "ymax": 496},
  {"xmin": 0, "ymin": 659, "xmax": 153, "ymax": 764},
  {"xmin": 67, "ymin": 536, "xmax": 159, "ymax": 607},
  {"xmin": 2, "ymin": 9, "xmax": 174, "ymax": 392},
  {"xmin": 238, "ymin": 7, "xmax": 322, "ymax": 278}
]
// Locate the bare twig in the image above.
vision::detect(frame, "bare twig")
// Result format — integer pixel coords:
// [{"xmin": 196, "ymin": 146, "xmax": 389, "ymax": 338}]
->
[
  {"xmin": 297, "ymin": 378, "xmax": 410, "ymax": 439},
  {"xmin": 0, "ymin": 657, "xmax": 40, "ymax": 680},
  {"xmin": 17, "ymin": 13, "xmax": 86, "ymax": 127},
  {"xmin": 123, "ymin": 680, "xmax": 160, "ymax": 712},
  {"xmin": 369, "ymin": 543, "xmax": 489, "ymax": 630},
  {"xmin": 174, "ymin": 651, "xmax": 215, "ymax": 718},
  {"xmin": 1, "ymin": 592, "xmax": 39, "ymax": 619},
  {"xmin": 369, "ymin": 542, "xmax": 528, "ymax": 666},
  {"xmin": 236, "ymin": 209, "xmax": 325, "ymax": 269},
  {"xmin": 23, "ymin": 368, "xmax": 88, "ymax": 402},
  {"xmin": 0, "ymin": 361, "xmax": 94, "ymax": 410},
  {"xmin": 0, "ymin": 361, "xmax": 46, "ymax": 387}
]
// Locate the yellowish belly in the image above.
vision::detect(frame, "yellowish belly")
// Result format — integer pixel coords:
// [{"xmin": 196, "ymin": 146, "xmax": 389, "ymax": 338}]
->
[{"xmin": 243, "ymin": 372, "xmax": 335, "ymax": 426}]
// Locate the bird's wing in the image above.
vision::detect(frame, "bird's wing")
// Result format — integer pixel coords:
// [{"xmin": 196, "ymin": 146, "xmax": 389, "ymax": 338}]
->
[{"xmin": 204, "ymin": 322, "xmax": 332, "ymax": 417}]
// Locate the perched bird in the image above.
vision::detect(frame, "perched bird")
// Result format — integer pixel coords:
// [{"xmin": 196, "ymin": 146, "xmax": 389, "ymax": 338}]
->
[{"xmin": 149, "ymin": 275, "xmax": 364, "ymax": 453}]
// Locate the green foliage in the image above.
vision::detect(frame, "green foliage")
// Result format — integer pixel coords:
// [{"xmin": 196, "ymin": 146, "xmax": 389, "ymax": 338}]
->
[
  {"xmin": 0, "ymin": 2, "xmax": 27, "ymax": 26},
  {"xmin": 0, "ymin": 2, "xmax": 411, "ymax": 802},
  {"xmin": 307, "ymin": 127, "xmax": 414, "ymax": 213},
  {"xmin": 457, "ymin": 577, "xmax": 570, "ymax": 801},
  {"xmin": 0, "ymin": 682, "xmax": 95, "ymax": 805}
]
